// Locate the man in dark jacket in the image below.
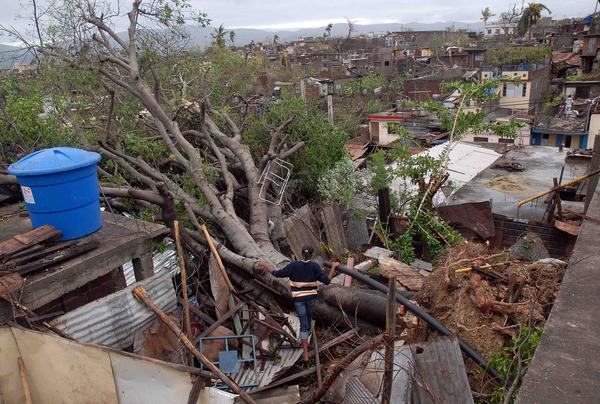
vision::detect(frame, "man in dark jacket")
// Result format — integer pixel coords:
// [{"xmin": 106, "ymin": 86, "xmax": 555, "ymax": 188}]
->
[{"xmin": 261, "ymin": 245, "xmax": 334, "ymax": 362}]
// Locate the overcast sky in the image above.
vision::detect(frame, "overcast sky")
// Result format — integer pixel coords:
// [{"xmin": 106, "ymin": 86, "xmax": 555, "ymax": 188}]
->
[{"xmin": 0, "ymin": 0, "xmax": 594, "ymax": 37}]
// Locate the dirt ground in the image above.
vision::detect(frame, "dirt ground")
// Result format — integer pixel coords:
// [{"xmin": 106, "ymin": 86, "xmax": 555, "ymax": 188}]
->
[{"xmin": 487, "ymin": 175, "xmax": 534, "ymax": 194}]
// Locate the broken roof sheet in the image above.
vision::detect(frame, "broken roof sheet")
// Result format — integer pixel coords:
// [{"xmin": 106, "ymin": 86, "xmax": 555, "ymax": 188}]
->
[
  {"xmin": 232, "ymin": 314, "xmax": 304, "ymax": 390},
  {"xmin": 50, "ymin": 268, "xmax": 177, "ymax": 350},
  {"xmin": 389, "ymin": 142, "xmax": 501, "ymax": 206},
  {"xmin": 552, "ymin": 52, "xmax": 580, "ymax": 66},
  {"xmin": 0, "ymin": 326, "xmax": 235, "ymax": 404}
]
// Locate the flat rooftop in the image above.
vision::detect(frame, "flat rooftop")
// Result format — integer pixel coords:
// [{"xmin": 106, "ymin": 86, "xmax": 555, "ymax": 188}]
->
[{"xmin": 446, "ymin": 146, "xmax": 589, "ymax": 220}]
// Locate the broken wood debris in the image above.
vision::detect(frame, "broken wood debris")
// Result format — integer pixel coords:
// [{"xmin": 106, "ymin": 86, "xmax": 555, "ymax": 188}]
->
[
  {"xmin": 132, "ymin": 285, "xmax": 256, "ymax": 404},
  {"xmin": 0, "ymin": 224, "xmax": 62, "ymax": 261}
]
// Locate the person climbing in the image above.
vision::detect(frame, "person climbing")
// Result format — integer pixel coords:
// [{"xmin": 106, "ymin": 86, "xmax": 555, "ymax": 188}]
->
[{"xmin": 259, "ymin": 245, "xmax": 337, "ymax": 362}]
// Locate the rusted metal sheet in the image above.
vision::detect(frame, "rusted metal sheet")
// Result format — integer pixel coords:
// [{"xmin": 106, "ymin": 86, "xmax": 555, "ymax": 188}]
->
[
  {"xmin": 411, "ymin": 337, "xmax": 474, "ymax": 404},
  {"xmin": 50, "ymin": 269, "xmax": 176, "ymax": 349},
  {"xmin": 437, "ymin": 201, "xmax": 495, "ymax": 239},
  {"xmin": 283, "ymin": 205, "xmax": 321, "ymax": 259},
  {"xmin": 320, "ymin": 204, "xmax": 348, "ymax": 257},
  {"xmin": 554, "ymin": 220, "xmax": 581, "ymax": 236}
]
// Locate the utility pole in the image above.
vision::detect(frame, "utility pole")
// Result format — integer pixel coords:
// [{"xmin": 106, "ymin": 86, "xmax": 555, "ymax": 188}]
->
[{"xmin": 327, "ymin": 95, "xmax": 334, "ymax": 123}]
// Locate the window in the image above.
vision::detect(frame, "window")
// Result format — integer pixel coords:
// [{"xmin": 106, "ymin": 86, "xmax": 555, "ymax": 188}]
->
[
  {"xmin": 487, "ymin": 29, "xmax": 492, "ymax": 34},
  {"xmin": 474, "ymin": 137, "xmax": 489, "ymax": 142},
  {"xmin": 502, "ymin": 82, "xmax": 527, "ymax": 97},
  {"xmin": 384, "ymin": 60, "xmax": 390, "ymax": 66},
  {"xmin": 499, "ymin": 138, "xmax": 514, "ymax": 143},
  {"xmin": 495, "ymin": 29, "xmax": 500, "ymax": 34}
]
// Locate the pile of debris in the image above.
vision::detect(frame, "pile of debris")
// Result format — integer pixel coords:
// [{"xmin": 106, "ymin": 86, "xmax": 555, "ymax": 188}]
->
[{"xmin": 414, "ymin": 239, "xmax": 566, "ymax": 390}]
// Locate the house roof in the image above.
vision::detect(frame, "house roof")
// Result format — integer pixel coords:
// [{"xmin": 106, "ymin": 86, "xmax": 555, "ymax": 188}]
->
[{"xmin": 552, "ymin": 52, "xmax": 580, "ymax": 66}]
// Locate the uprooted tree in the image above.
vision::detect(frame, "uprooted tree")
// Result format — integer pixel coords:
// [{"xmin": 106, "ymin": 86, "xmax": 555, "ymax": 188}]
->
[{"xmin": 0, "ymin": 0, "xmax": 390, "ymax": 325}]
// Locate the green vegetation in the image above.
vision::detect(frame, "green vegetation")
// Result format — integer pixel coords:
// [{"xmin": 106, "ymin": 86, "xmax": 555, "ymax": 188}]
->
[
  {"xmin": 243, "ymin": 91, "xmax": 349, "ymax": 194},
  {"xmin": 339, "ymin": 74, "xmax": 387, "ymax": 97},
  {"xmin": 489, "ymin": 326, "xmax": 544, "ymax": 404},
  {"xmin": 484, "ymin": 45, "xmax": 551, "ymax": 66},
  {"xmin": 317, "ymin": 157, "xmax": 365, "ymax": 210}
]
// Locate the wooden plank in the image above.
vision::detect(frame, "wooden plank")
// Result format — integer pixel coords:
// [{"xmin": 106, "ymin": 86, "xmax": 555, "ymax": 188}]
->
[
  {"xmin": 363, "ymin": 246, "xmax": 394, "ymax": 260},
  {"xmin": 343, "ymin": 257, "xmax": 354, "ymax": 287},
  {"xmin": 411, "ymin": 337, "xmax": 474, "ymax": 404},
  {"xmin": 320, "ymin": 204, "xmax": 348, "ymax": 257},
  {"xmin": 382, "ymin": 277, "xmax": 397, "ymax": 404},
  {"xmin": 283, "ymin": 205, "xmax": 321, "ymax": 259},
  {"xmin": 0, "ymin": 225, "xmax": 61, "ymax": 260},
  {"xmin": 0, "ymin": 240, "xmax": 79, "ymax": 271},
  {"xmin": 14, "ymin": 241, "xmax": 100, "ymax": 276},
  {"xmin": 0, "ymin": 234, "xmax": 152, "ymax": 323},
  {"xmin": 378, "ymin": 256, "xmax": 425, "ymax": 291}
]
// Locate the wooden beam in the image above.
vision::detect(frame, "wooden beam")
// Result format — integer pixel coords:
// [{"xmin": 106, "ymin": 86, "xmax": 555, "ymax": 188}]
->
[
  {"xmin": 173, "ymin": 221, "xmax": 192, "ymax": 344},
  {"xmin": 312, "ymin": 323, "xmax": 322, "ymax": 387},
  {"xmin": 382, "ymin": 277, "xmax": 397, "ymax": 404},
  {"xmin": 18, "ymin": 357, "xmax": 33, "ymax": 404},
  {"xmin": 199, "ymin": 302, "xmax": 243, "ymax": 338},
  {"xmin": 249, "ymin": 367, "xmax": 316, "ymax": 395}
]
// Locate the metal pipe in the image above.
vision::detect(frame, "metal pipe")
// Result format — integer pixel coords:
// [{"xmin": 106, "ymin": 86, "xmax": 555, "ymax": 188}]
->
[
  {"xmin": 517, "ymin": 168, "xmax": 600, "ymax": 207},
  {"xmin": 323, "ymin": 261, "xmax": 502, "ymax": 381}
]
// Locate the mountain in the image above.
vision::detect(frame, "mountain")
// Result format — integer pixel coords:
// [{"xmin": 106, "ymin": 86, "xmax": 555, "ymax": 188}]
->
[
  {"xmin": 185, "ymin": 21, "xmax": 483, "ymax": 49},
  {"xmin": 0, "ymin": 44, "xmax": 34, "ymax": 69},
  {"xmin": 0, "ymin": 21, "xmax": 484, "ymax": 67}
]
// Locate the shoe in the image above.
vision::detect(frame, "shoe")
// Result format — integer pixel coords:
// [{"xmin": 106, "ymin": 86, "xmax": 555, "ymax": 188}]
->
[{"xmin": 301, "ymin": 339, "xmax": 309, "ymax": 362}]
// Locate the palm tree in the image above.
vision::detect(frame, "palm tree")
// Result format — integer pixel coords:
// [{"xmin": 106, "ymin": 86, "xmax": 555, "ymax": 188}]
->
[
  {"xmin": 481, "ymin": 7, "xmax": 494, "ymax": 28},
  {"xmin": 211, "ymin": 24, "xmax": 228, "ymax": 48},
  {"xmin": 324, "ymin": 23, "xmax": 333, "ymax": 38},
  {"xmin": 518, "ymin": 3, "xmax": 551, "ymax": 39},
  {"xmin": 229, "ymin": 30, "xmax": 236, "ymax": 46}
]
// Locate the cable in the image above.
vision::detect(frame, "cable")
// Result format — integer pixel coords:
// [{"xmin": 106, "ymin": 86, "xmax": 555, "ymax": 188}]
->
[{"xmin": 322, "ymin": 261, "xmax": 504, "ymax": 382}]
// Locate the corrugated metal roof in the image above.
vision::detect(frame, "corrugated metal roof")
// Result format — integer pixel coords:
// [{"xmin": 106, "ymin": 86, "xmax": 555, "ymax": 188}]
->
[
  {"xmin": 389, "ymin": 142, "xmax": 501, "ymax": 206},
  {"xmin": 50, "ymin": 269, "xmax": 177, "ymax": 350},
  {"xmin": 122, "ymin": 241, "xmax": 179, "ymax": 286},
  {"xmin": 344, "ymin": 377, "xmax": 378, "ymax": 403}
]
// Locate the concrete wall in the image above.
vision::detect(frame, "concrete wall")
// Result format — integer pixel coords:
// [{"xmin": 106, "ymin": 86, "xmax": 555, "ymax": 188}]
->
[
  {"xmin": 517, "ymin": 181, "xmax": 600, "ymax": 403},
  {"xmin": 588, "ymin": 115, "xmax": 600, "ymax": 149},
  {"xmin": 463, "ymin": 124, "xmax": 530, "ymax": 145}
]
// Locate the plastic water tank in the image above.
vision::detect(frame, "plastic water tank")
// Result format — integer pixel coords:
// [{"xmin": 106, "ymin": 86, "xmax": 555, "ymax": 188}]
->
[{"xmin": 9, "ymin": 147, "xmax": 102, "ymax": 240}]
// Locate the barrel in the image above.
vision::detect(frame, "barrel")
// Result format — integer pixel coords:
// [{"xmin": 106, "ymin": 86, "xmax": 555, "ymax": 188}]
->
[{"xmin": 8, "ymin": 147, "xmax": 102, "ymax": 240}]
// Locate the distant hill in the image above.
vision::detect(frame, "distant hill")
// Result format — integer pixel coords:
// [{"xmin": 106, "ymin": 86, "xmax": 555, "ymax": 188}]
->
[
  {"xmin": 0, "ymin": 21, "xmax": 483, "ymax": 67},
  {"xmin": 184, "ymin": 21, "xmax": 483, "ymax": 49},
  {"xmin": 0, "ymin": 44, "xmax": 34, "ymax": 69}
]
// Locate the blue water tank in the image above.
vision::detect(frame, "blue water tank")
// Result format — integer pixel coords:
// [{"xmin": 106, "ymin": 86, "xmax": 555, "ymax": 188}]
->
[{"xmin": 8, "ymin": 147, "xmax": 102, "ymax": 240}]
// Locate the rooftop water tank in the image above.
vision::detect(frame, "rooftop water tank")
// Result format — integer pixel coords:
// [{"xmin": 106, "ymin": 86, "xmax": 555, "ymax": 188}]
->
[{"xmin": 9, "ymin": 147, "xmax": 102, "ymax": 240}]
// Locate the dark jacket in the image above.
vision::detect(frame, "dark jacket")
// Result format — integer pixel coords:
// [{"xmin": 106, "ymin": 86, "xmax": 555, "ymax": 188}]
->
[{"xmin": 272, "ymin": 260, "xmax": 330, "ymax": 301}]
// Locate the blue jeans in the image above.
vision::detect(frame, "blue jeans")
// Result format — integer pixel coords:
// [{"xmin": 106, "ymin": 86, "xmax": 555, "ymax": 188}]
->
[{"xmin": 294, "ymin": 298, "xmax": 316, "ymax": 339}]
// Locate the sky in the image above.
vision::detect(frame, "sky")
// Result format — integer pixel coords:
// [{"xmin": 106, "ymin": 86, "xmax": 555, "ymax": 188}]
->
[{"xmin": 0, "ymin": 0, "xmax": 594, "ymax": 40}]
